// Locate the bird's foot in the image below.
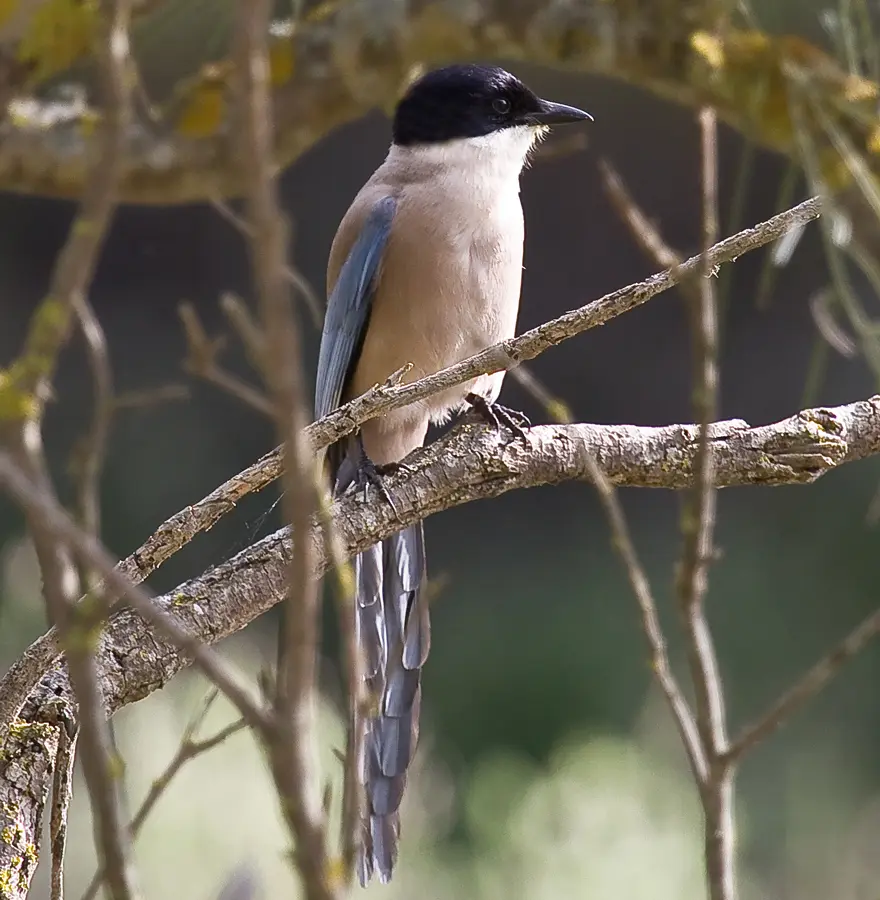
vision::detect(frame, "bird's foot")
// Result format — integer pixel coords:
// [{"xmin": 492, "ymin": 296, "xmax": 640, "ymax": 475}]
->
[
  {"xmin": 465, "ymin": 393, "xmax": 531, "ymax": 441},
  {"xmin": 373, "ymin": 459, "xmax": 416, "ymax": 477},
  {"xmin": 352, "ymin": 447, "xmax": 408, "ymax": 521}
]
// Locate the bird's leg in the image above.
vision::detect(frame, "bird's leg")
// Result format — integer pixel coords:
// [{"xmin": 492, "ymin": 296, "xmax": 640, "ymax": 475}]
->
[
  {"xmin": 465, "ymin": 392, "xmax": 531, "ymax": 441},
  {"xmin": 352, "ymin": 437, "xmax": 407, "ymax": 521}
]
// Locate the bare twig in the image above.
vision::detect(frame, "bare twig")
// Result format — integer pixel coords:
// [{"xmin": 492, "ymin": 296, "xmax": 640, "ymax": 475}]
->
[
  {"xmin": 178, "ymin": 302, "xmax": 275, "ymax": 416},
  {"xmin": 219, "ymin": 293, "xmax": 268, "ymax": 373},
  {"xmin": 599, "ymin": 158, "xmax": 694, "ymax": 283},
  {"xmin": 526, "ymin": 252, "xmax": 705, "ymax": 784},
  {"xmin": 725, "ymin": 604, "xmax": 880, "ymax": 763},
  {"xmin": 127, "ymin": 703, "xmax": 245, "ymax": 836},
  {"xmin": 233, "ymin": 2, "xmax": 333, "ymax": 896},
  {"xmin": 81, "ymin": 690, "xmax": 247, "ymax": 900},
  {"xmin": 72, "ymin": 298, "xmax": 114, "ymax": 593},
  {"xmin": 678, "ymin": 106, "xmax": 732, "ymax": 900},
  {"xmin": 507, "ymin": 364, "xmax": 574, "ymax": 423},
  {"xmin": 210, "ymin": 196, "xmax": 323, "ymax": 328},
  {"xmin": 809, "ymin": 288, "xmax": 859, "ymax": 358},
  {"xmin": 582, "ymin": 453, "xmax": 707, "ymax": 783},
  {"xmin": 602, "ymin": 112, "xmax": 733, "ymax": 900},
  {"xmin": 599, "ymin": 145, "xmax": 723, "ymax": 797},
  {"xmin": 54, "ymin": 2, "xmax": 141, "ymax": 892},
  {"xmin": 51, "ymin": 276, "xmax": 114, "ymax": 900}
]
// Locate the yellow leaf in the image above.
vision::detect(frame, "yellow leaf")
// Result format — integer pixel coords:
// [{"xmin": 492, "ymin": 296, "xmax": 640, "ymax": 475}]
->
[
  {"xmin": 16, "ymin": 0, "xmax": 98, "ymax": 84},
  {"xmin": 691, "ymin": 31, "xmax": 725, "ymax": 70},
  {"xmin": 269, "ymin": 37, "xmax": 294, "ymax": 86},
  {"xmin": 174, "ymin": 67, "xmax": 228, "ymax": 138}
]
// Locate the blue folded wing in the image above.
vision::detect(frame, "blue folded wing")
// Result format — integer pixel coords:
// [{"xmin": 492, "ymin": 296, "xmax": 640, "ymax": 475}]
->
[{"xmin": 315, "ymin": 195, "xmax": 397, "ymax": 420}]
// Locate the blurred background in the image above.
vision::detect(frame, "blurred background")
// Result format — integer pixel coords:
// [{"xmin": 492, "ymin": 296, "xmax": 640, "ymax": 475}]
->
[{"xmin": 3, "ymin": 1, "xmax": 880, "ymax": 898}]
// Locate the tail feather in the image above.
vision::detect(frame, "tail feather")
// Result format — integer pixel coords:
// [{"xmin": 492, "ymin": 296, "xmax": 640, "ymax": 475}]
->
[
  {"xmin": 369, "ymin": 813, "xmax": 399, "ymax": 885},
  {"xmin": 357, "ymin": 521, "xmax": 428, "ymax": 884},
  {"xmin": 333, "ymin": 440, "xmax": 430, "ymax": 885}
]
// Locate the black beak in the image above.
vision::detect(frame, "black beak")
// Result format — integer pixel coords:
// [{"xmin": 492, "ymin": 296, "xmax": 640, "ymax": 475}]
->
[{"xmin": 524, "ymin": 98, "xmax": 593, "ymax": 126}]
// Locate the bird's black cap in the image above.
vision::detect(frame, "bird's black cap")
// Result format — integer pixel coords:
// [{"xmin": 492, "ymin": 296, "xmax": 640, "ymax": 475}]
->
[{"xmin": 392, "ymin": 64, "xmax": 592, "ymax": 147}]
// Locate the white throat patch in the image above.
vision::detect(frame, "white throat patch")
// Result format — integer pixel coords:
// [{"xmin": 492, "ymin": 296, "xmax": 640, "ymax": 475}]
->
[{"xmin": 388, "ymin": 125, "xmax": 548, "ymax": 182}]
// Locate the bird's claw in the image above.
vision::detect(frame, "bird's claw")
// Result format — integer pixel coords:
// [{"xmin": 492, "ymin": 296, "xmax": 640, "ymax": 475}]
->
[
  {"xmin": 465, "ymin": 393, "xmax": 530, "ymax": 441},
  {"xmin": 353, "ymin": 450, "xmax": 404, "ymax": 522},
  {"xmin": 374, "ymin": 459, "xmax": 415, "ymax": 477}
]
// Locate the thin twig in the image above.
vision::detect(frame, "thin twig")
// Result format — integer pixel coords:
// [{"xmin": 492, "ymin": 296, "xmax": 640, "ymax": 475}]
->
[
  {"xmin": 210, "ymin": 194, "xmax": 324, "ymax": 328},
  {"xmin": 598, "ymin": 158, "xmax": 697, "ymax": 290},
  {"xmin": 602, "ymin": 112, "xmax": 733, "ymax": 900},
  {"xmin": 582, "ymin": 454, "xmax": 707, "ymax": 782},
  {"xmin": 80, "ymin": 690, "xmax": 247, "ymax": 900},
  {"xmin": 178, "ymin": 302, "xmax": 275, "ymax": 416},
  {"xmin": 233, "ymin": 2, "xmax": 333, "ymax": 896},
  {"xmin": 531, "ymin": 341, "xmax": 705, "ymax": 780},
  {"xmin": 679, "ymin": 106, "xmax": 732, "ymax": 900},
  {"xmin": 507, "ymin": 364, "xmax": 574, "ymax": 423},
  {"xmin": 219, "ymin": 292, "xmax": 268, "ymax": 373},
  {"xmin": 114, "ymin": 384, "xmax": 190, "ymax": 410},
  {"xmin": 598, "ymin": 149, "xmax": 722, "ymax": 794},
  {"xmin": 72, "ymin": 298, "xmax": 114, "ymax": 593},
  {"xmin": 725, "ymin": 604, "xmax": 880, "ymax": 763}
]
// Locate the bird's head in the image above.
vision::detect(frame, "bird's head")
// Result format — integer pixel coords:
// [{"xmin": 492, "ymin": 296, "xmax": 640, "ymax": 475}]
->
[{"xmin": 391, "ymin": 64, "xmax": 591, "ymax": 169}]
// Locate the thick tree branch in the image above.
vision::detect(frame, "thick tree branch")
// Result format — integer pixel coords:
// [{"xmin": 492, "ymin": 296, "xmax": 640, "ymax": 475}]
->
[
  {"xmin": 0, "ymin": 395, "xmax": 877, "ymax": 896},
  {"xmin": 0, "ymin": 195, "xmax": 823, "ymax": 739},
  {"xmin": 4, "ymin": 397, "xmax": 877, "ymax": 722}
]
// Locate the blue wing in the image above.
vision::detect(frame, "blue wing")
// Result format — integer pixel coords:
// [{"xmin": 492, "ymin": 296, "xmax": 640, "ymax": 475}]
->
[{"xmin": 315, "ymin": 195, "xmax": 397, "ymax": 421}]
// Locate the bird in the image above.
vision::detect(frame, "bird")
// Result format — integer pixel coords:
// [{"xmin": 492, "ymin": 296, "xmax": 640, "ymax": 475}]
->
[{"xmin": 314, "ymin": 63, "xmax": 592, "ymax": 885}]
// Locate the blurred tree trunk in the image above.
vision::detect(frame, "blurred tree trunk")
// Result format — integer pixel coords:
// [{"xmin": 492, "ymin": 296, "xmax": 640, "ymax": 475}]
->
[{"xmin": 0, "ymin": 0, "xmax": 876, "ymax": 216}]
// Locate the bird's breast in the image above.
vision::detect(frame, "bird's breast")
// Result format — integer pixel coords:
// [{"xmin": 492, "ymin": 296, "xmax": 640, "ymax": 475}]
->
[
  {"xmin": 399, "ymin": 182, "xmax": 524, "ymax": 357},
  {"xmin": 346, "ymin": 178, "xmax": 525, "ymax": 420}
]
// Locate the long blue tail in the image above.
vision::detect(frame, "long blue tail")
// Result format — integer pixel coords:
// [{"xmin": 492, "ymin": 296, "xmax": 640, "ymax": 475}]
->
[{"xmin": 333, "ymin": 444, "xmax": 430, "ymax": 885}]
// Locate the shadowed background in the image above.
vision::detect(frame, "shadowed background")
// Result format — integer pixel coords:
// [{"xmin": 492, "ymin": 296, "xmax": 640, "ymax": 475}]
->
[{"xmin": 2, "ymin": 2, "xmax": 880, "ymax": 897}]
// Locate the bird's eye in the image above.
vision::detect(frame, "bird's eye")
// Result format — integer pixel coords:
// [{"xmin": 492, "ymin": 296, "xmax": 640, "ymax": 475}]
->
[{"xmin": 492, "ymin": 97, "xmax": 511, "ymax": 115}]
